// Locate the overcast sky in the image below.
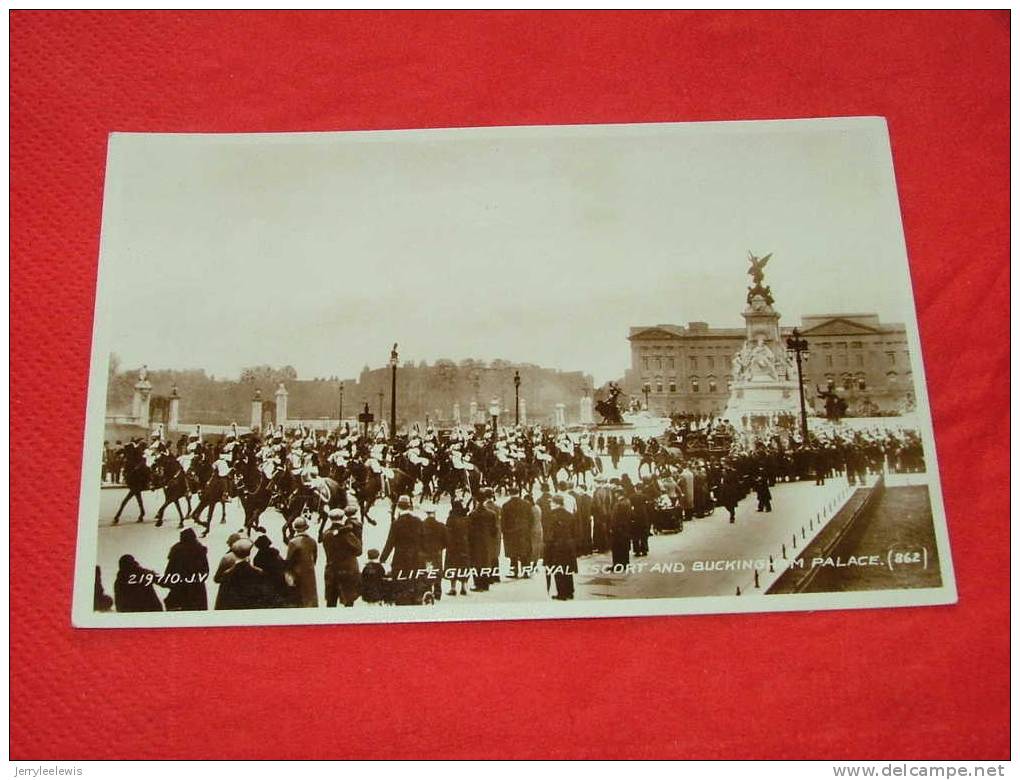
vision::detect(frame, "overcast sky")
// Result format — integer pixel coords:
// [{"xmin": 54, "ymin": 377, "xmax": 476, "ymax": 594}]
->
[{"xmin": 96, "ymin": 118, "xmax": 916, "ymax": 385}]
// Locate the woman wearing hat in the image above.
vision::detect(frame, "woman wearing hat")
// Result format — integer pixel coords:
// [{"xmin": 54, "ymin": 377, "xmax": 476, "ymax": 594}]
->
[
  {"xmin": 252, "ymin": 535, "xmax": 292, "ymax": 608},
  {"xmin": 162, "ymin": 528, "xmax": 209, "ymax": 611},
  {"xmin": 114, "ymin": 555, "xmax": 164, "ymax": 613},
  {"xmin": 213, "ymin": 538, "xmax": 265, "ymax": 610}
]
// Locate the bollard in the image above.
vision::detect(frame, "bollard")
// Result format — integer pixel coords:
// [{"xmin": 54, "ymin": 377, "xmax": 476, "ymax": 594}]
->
[
  {"xmin": 769, "ymin": 555, "xmax": 775, "ymax": 573},
  {"xmin": 801, "ymin": 526, "xmax": 806, "ymax": 539},
  {"xmin": 736, "ymin": 586, "xmax": 741, "ymax": 596},
  {"xmin": 810, "ymin": 518, "xmax": 814, "ymax": 530},
  {"xmin": 754, "ymin": 569, "xmax": 760, "ymax": 589},
  {"xmin": 782, "ymin": 543, "xmax": 787, "ymax": 560},
  {"xmin": 792, "ymin": 534, "xmax": 797, "ymax": 549}
]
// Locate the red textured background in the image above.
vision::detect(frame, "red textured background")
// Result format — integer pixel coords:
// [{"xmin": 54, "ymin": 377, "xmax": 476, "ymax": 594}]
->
[{"xmin": 10, "ymin": 11, "xmax": 1010, "ymax": 759}]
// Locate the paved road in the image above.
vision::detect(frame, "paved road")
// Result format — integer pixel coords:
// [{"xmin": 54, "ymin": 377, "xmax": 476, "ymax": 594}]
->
[{"xmin": 94, "ymin": 454, "xmax": 864, "ymax": 610}]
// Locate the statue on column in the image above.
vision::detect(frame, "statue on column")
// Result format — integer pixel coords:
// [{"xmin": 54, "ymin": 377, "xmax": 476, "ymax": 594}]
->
[{"xmin": 746, "ymin": 251, "xmax": 775, "ymax": 307}]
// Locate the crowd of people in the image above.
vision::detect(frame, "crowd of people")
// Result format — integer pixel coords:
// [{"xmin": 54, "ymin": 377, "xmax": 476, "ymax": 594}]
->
[{"xmin": 97, "ymin": 416, "xmax": 927, "ymax": 613}]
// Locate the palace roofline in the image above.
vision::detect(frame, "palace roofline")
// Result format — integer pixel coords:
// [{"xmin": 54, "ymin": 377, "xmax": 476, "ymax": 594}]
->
[{"xmin": 629, "ymin": 313, "xmax": 906, "ymax": 340}]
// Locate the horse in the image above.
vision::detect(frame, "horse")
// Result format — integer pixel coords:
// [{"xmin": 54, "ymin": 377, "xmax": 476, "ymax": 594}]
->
[
  {"xmin": 570, "ymin": 449, "xmax": 602, "ymax": 488},
  {"xmin": 190, "ymin": 454, "xmax": 232, "ymax": 523},
  {"xmin": 479, "ymin": 449, "xmax": 515, "ymax": 496},
  {"xmin": 232, "ymin": 454, "xmax": 284, "ymax": 535},
  {"xmin": 188, "ymin": 469, "xmax": 231, "ymax": 537},
  {"xmin": 549, "ymin": 448, "xmax": 575, "ymax": 487},
  {"xmin": 432, "ymin": 454, "xmax": 483, "ymax": 503},
  {"xmin": 511, "ymin": 455, "xmax": 542, "ymax": 496},
  {"xmin": 151, "ymin": 453, "xmax": 193, "ymax": 527},
  {"xmin": 418, "ymin": 457, "xmax": 441, "ymax": 503},
  {"xmin": 112, "ymin": 444, "xmax": 150, "ymax": 524},
  {"xmin": 278, "ymin": 475, "xmax": 348, "ymax": 544},
  {"xmin": 348, "ymin": 462, "xmax": 416, "ymax": 524},
  {"xmin": 392, "ymin": 453, "xmax": 429, "ymax": 501}
]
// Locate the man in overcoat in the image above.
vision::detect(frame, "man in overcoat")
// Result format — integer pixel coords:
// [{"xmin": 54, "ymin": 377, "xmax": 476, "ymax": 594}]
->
[
  {"xmin": 381, "ymin": 495, "xmax": 424, "ymax": 605},
  {"xmin": 443, "ymin": 497, "xmax": 472, "ymax": 595},
  {"xmin": 322, "ymin": 507, "xmax": 363, "ymax": 607},
  {"xmin": 544, "ymin": 494, "xmax": 578, "ymax": 600},
  {"xmin": 468, "ymin": 498, "xmax": 499, "ymax": 591},
  {"xmin": 420, "ymin": 506, "xmax": 448, "ymax": 601},
  {"xmin": 591, "ymin": 477, "xmax": 615, "ymax": 553},
  {"xmin": 286, "ymin": 516, "xmax": 319, "ymax": 607},
  {"xmin": 569, "ymin": 485, "xmax": 593, "ymax": 557},
  {"xmin": 500, "ymin": 493, "xmax": 533, "ymax": 576}
]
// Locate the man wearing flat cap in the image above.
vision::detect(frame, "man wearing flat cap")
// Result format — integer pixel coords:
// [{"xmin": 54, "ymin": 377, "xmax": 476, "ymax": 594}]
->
[
  {"xmin": 286, "ymin": 514, "xmax": 319, "ymax": 607},
  {"xmin": 322, "ymin": 507, "xmax": 363, "ymax": 607},
  {"xmin": 380, "ymin": 495, "xmax": 423, "ymax": 605}
]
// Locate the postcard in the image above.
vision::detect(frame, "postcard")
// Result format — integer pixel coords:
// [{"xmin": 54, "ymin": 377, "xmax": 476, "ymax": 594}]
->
[{"xmin": 71, "ymin": 117, "xmax": 956, "ymax": 628}]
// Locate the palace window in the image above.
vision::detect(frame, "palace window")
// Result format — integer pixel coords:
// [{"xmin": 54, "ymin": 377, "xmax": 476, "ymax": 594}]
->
[
  {"xmin": 690, "ymin": 376, "xmax": 700, "ymax": 393},
  {"xmin": 669, "ymin": 380, "xmax": 677, "ymax": 393},
  {"xmin": 855, "ymin": 354, "xmax": 864, "ymax": 367},
  {"xmin": 655, "ymin": 376, "xmax": 663, "ymax": 393},
  {"xmin": 689, "ymin": 357, "xmax": 697, "ymax": 370},
  {"xmin": 825, "ymin": 355, "xmax": 833, "ymax": 368},
  {"xmin": 841, "ymin": 373, "xmax": 853, "ymax": 391},
  {"xmin": 708, "ymin": 375, "xmax": 717, "ymax": 393},
  {"xmin": 643, "ymin": 357, "xmax": 650, "ymax": 370},
  {"xmin": 855, "ymin": 373, "xmax": 867, "ymax": 391},
  {"xmin": 667, "ymin": 357, "xmax": 675, "ymax": 370},
  {"xmin": 707, "ymin": 356, "xmax": 715, "ymax": 369},
  {"xmin": 851, "ymin": 341, "xmax": 863, "ymax": 349},
  {"xmin": 886, "ymin": 351, "xmax": 896, "ymax": 365}
]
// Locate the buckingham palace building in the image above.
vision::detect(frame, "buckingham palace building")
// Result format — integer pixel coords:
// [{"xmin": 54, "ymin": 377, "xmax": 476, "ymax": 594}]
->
[{"xmin": 622, "ymin": 314, "xmax": 916, "ymax": 418}]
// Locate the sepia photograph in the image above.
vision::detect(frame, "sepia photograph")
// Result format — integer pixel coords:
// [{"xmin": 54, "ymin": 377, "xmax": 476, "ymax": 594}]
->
[{"xmin": 72, "ymin": 117, "xmax": 956, "ymax": 628}]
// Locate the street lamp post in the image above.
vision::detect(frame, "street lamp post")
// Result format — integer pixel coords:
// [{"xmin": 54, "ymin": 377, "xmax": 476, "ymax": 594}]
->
[
  {"xmin": 389, "ymin": 343, "xmax": 398, "ymax": 440},
  {"xmin": 377, "ymin": 391, "xmax": 384, "ymax": 425},
  {"xmin": 642, "ymin": 383, "xmax": 651, "ymax": 411},
  {"xmin": 513, "ymin": 370, "xmax": 521, "ymax": 425},
  {"xmin": 338, "ymin": 382, "xmax": 344, "ymax": 423},
  {"xmin": 489, "ymin": 398, "xmax": 500, "ymax": 436},
  {"xmin": 786, "ymin": 328, "xmax": 810, "ymax": 441}
]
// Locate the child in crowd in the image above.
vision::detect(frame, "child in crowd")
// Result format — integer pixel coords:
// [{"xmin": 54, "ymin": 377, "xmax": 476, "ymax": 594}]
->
[{"xmin": 360, "ymin": 549, "xmax": 387, "ymax": 604}]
